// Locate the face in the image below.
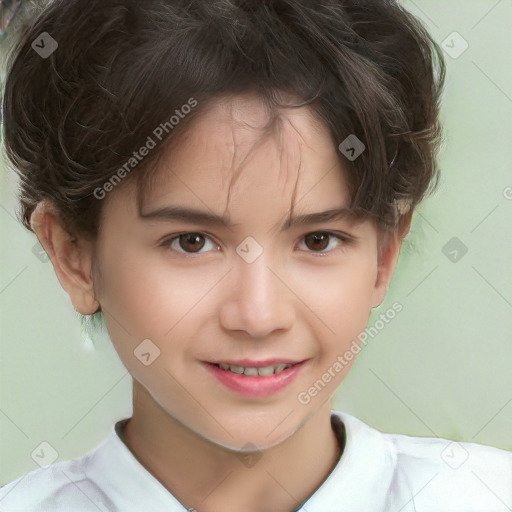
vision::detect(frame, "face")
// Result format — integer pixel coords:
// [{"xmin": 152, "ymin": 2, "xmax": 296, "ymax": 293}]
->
[{"xmin": 91, "ymin": 94, "xmax": 390, "ymax": 450}]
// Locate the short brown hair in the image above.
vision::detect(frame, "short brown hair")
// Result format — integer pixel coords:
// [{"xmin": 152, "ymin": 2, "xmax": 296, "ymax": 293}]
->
[{"xmin": 2, "ymin": 0, "xmax": 445, "ymax": 239}]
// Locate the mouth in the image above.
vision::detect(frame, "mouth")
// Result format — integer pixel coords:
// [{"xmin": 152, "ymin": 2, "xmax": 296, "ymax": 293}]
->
[
  {"xmin": 203, "ymin": 359, "xmax": 308, "ymax": 397},
  {"xmin": 207, "ymin": 360, "xmax": 302, "ymax": 376}
]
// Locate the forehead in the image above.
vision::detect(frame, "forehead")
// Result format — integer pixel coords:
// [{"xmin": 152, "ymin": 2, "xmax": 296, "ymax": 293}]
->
[{"xmin": 142, "ymin": 94, "xmax": 351, "ymax": 212}]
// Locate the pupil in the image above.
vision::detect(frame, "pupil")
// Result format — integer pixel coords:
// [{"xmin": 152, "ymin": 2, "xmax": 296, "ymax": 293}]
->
[
  {"xmin": 307, "ymin": 233, "xmax": 328, "ymax": 251},
  {"xmin": 181, "ymin": 233, "xmax": 204, "ymax": 252}
]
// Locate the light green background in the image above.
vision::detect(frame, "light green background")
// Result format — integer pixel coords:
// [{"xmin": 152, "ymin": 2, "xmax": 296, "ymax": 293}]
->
[{"xmin": 1, "ymin": 0, "xmax": 511, "ymax": 486}]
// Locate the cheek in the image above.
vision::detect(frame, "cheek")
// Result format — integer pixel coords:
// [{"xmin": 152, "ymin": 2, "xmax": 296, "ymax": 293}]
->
[
  {"xmin": 95, "ymin": 246, "xmax": 221, "ymax": 343},
  {"xmin": 302, "ymin": 256, "xmax": 377, "ymax": 345},
  {"xmin": 96, "ymin": 238, "xmax": 377, "ymax": 353}
]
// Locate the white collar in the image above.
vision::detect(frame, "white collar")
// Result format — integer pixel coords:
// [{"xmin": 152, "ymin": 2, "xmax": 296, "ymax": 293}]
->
[{"xmin": 88, "ymin": 410, "xmax": 400, "ymax": 511}]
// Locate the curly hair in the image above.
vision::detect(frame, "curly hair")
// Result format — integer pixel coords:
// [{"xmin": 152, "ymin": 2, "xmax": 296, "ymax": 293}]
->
[{"xmin": 2, "ymin": 0, "xmax": 445, "ymax": 240}]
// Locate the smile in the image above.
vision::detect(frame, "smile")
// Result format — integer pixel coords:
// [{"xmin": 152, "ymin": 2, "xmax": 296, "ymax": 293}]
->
[
  {"xmin": 203, "ymin": 360, "xmax": 307, "ymax": 397},
  {"xmin": 215, "ymin": 362, "xmax": 294, "ymax": 376}
]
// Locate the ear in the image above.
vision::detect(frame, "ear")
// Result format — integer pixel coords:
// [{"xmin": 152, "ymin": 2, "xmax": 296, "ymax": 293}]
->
[
  {"xmin": 371, "ymin": 212, "xmax": 412, "ymax": 308},
  {"xmin": 30, "ymin": 200, "xmax": 99, "ymax": 315}
]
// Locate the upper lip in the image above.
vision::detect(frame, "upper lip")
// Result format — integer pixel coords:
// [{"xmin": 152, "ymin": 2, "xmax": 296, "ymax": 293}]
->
[{"xmin": 207, "ymin": 359, "xmax": 305, "ymax": 367}]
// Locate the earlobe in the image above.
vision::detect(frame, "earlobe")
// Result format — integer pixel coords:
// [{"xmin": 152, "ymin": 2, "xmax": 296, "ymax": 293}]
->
[
  {"xmin": 371, "ymin": 286, "xmax": 389, "ymax": 310},
  {"xmin": 30, "ymin": 200, "xmax": 100, "ymax": 315}
]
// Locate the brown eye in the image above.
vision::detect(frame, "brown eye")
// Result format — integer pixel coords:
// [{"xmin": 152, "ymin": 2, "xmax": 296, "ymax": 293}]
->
[
  {"xmin": 304, "ymin": 232, "xmax": 331, "ymax": 251},
  {"xmin": 160, "ymin": 232, "xmax": 220, "ymax": 255},
  {"xmin": 178, "ymin": 233, "xmax": 206, "ymax": 252}
]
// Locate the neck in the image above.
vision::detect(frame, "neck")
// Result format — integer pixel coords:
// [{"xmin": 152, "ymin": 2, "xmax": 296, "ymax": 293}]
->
[{"xmin": 122, "ymin": 381, "xmax": 342, "ymax": 512}]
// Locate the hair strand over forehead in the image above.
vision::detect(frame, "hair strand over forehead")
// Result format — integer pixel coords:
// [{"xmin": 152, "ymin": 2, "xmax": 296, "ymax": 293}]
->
[{"xmin": 2, "ymin": 0, "xmax": 445, "ymax": 241}]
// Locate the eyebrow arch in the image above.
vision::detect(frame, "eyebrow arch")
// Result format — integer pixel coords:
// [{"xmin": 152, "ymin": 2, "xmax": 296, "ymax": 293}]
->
[{"xmin": 139, "ymin": 206, "xmax": 356, "ymax": 230}]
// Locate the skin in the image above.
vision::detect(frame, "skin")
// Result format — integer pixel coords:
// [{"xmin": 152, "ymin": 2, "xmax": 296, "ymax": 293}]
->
[{"xmin": 31, "ymin": 94, "xmax": 410, "ymax": 512}]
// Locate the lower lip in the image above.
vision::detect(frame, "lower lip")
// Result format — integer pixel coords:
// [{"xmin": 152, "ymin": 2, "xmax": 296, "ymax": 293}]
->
[{"xmin": 203, "ymin": 361, "xmax": 306, "ymax": 397}]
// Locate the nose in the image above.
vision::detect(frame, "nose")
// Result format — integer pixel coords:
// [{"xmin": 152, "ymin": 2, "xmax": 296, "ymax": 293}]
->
[{"xmin": 219, "ymin": 251, "xmax": 295, "ymax": 338}]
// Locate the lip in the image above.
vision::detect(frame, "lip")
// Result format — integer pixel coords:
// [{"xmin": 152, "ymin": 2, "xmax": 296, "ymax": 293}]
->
[{"xmin": 203, "ymin": 360, "xmax": 307, "ymax": 398}]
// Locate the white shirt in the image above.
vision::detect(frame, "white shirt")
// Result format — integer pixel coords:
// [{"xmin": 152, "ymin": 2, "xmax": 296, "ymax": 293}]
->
[{"xmin": 1, "ymin": 410, "xmax": 511, "ymax": 511}]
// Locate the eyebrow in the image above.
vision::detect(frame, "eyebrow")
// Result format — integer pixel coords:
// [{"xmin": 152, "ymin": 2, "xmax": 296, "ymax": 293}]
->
[{"xmin": 139, "ymin": 205, "xmax": 357, "ymax": 230}]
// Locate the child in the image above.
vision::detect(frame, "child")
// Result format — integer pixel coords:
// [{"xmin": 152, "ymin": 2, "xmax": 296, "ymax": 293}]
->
[{"xmin": 1, "ymin": 0, "xmax": 510, "ymax": 510}]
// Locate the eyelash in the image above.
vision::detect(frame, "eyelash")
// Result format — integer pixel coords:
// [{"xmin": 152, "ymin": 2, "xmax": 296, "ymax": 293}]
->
[{"xmin": 159, "ymin": 231, "xmax": 354, "ymax": 258}]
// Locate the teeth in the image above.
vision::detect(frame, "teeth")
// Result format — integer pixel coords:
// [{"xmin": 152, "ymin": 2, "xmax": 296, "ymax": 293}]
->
[
  {"xmin": 256, "ymin": 366, "xmax": 275, "ymax": 376},
  {"xmin": 218, "ymin": 363, "xmax": 293, "ymax": 376}
]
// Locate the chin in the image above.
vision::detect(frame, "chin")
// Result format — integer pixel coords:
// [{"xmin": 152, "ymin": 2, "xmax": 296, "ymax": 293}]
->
[{"xmin": 191, "ymin": 411, "xmax": 305, "ymax": 452}]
